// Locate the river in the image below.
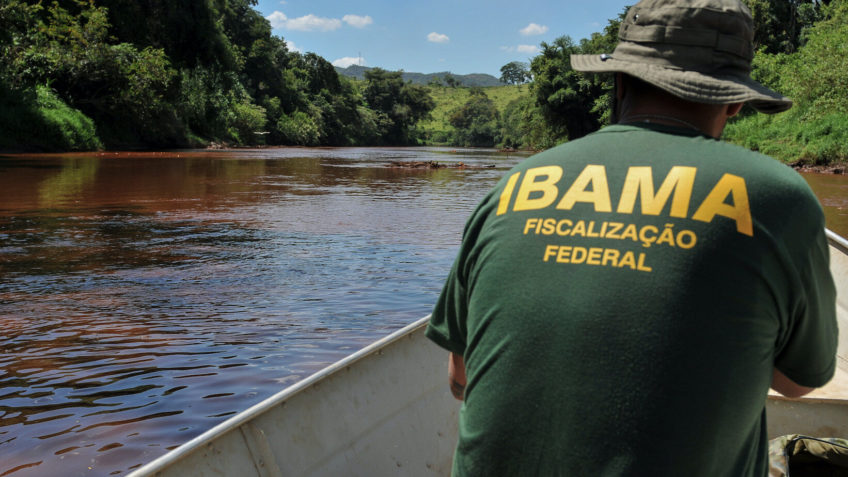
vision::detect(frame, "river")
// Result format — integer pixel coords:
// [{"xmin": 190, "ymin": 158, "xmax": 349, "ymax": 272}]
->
[{"xmin": 1, "ymin": 147, "xmax": 846, "ymax": 476}]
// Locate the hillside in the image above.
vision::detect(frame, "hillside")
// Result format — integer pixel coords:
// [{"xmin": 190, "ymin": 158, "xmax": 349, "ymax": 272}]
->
[
  {"xmin": 417, "ymin": 84, "xmax": 530, "ymax": 145},
  {"xmin": 335, "ymin": 65, "xmax": 501, "ymax": 87}
]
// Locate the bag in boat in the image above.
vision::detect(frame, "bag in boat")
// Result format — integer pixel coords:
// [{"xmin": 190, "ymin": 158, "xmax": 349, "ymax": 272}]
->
[{"xmin": 769, "ymin": 434, "xmax": 848, "ymax": 477}]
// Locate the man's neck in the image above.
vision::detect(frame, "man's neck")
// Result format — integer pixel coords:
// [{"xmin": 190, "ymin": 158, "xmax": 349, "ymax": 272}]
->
[{"xmin": 618, "ymin": 104, "xmax": 727, "ymax": 139}]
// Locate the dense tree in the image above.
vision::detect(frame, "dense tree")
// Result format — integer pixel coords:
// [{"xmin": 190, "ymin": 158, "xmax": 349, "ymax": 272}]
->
[
  {"xmin": 363, "ymin": 68, "xmax": 435, "ymax": 145},
  {"xmin": 0, "ymin": 1, "xmax": 42, "ymax": 88},
  {"xmin": 499, "ymin": 61, "xmax": 530, "ymax": 85},
  {"xmin": 2, "ymin": 1, "xmax": 185, "ymax": 146},
  {"xmin": 0, "ymin": 0, "xmax": 438, "ymax": 150},
  {"xmin": 15, "ymin": 0, "xmax": 840, "ymax": 157},
  {"xmin": 499, "ymin": 95, "xmax": 556, "ymax": 150},
  {"xmin": 529, "ymin": 11, "xmax": 623, "ymax": 142},
  {"xmin": 1, "ymin": 2, "xmax": 103, "ymax": 151},
  {"xmin": 449, "ymin": 89, "xmax": 500, "ymax": 147},
  {"xmin": 530, "ymin": 36, "xmax": 601, "ymax": 141},
  {"xmin": 428, "ymin": 76, "xmax": 444, "ymax": 87},
  {"xmin": 725, "ymin": 0, "xmax": 848, "ymax": 164},
  {"xmin": 743, "ymin": 0, "xmax": 823, "ymax": 54},
  {"xmin": 778, "ymin": 0, "xmax": 848, "ymax": 119},
  {"xmin": 443, "ymin": 74, "xmax": 460, "ymax": 88},
  {"xmin": 97, "ymin": 0, "xmax": 237, "ymax": 69}
]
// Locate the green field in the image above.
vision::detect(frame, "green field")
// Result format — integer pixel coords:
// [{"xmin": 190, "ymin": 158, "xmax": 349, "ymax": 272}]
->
[{"xmin": 418, "ymin": 85, "xmax": 530, "ymax": 146}]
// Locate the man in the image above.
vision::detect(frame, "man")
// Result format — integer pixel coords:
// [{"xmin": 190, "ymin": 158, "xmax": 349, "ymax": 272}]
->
[{"xmin": 425, "ymin": 0, "xmax": 838, "ymax": 475}]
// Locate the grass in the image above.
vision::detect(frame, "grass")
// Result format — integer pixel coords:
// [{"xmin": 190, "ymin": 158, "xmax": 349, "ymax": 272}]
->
[
  {"xmin": 724, "ymin": 107, "xmax": 848, "ymax": 166},
  {"xmin": 724, "ymin": 0, "xmax": 848, "ymax": 166},
  {"xmin": 417, "ymin": 84, "xmax": 530, "ymax": 145},
  {"xmin": 0, "ymin": 84, "xmax": 102, "ymax": 152}
]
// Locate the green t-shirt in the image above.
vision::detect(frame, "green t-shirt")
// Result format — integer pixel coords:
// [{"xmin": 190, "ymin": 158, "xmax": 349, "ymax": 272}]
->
[{"xmin": 426, "ymin": 123, "xmax": 837, "ymax": 476}]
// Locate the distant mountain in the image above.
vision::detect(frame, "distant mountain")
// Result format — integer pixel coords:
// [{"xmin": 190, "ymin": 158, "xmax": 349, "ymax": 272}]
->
[{"xmin": 334, "ymin": 65, "xmax": 502, "ymax": 87}]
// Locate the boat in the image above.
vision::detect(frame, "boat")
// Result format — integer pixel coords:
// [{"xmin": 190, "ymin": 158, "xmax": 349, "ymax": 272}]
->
[{"xmin": 127, "ymin": 230, "xmax": 848, "ymax": 477}]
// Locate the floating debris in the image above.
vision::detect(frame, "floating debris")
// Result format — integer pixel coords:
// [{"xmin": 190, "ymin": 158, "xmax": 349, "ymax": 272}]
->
[
  {"xmin": 385, "ymin": 160, "xmax": 495, "ymax": 169},
  {"xmin": 792, "ymin": 162, "xmax": 845, "ymax": 174}
]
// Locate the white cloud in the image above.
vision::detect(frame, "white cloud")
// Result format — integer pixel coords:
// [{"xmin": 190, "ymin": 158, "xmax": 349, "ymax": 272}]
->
[
  {"xmin": 332, "ymin": 57, "xmax": 364, "ymax": 68},
  {"xmin": 502, "ymin": 44, "xmax": 540, "ymax": 54},
  {"xmin": 343, "ymin": 14, "xmax": 373, "ymax": 28},
  {"xmin": 520, "ymin": 23, "xmax": 549, "ymax": 36},
  {"xmin": 286, "ymin": 14, "xmax": 342, "ymax": 32},
  {"xmin": 285, "ymin": 40, "xmax": 302, "ymax": 53},
  {"xmin": 266, "ymin": 11, "xmax": 288, "ymax": 29},
  {"xmin": 267, "ymin": 12, "xmax": 369, "ymax": 32},
  {"xmin": 428, "ymin": 32, "xmax": 450, "ymax": 44},
  {"xmin": 517, "ymin": 44, "xmax": 540, "ymax": 54}
]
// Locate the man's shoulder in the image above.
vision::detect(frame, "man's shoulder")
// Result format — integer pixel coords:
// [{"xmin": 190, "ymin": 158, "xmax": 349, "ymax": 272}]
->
[
  {"xmin": 708, "ymin": 139, "xmax": 816, "ymax": 199},
  {"xmin": 522, "ymin": 125, "xmax": 803, "ymax": 178}
]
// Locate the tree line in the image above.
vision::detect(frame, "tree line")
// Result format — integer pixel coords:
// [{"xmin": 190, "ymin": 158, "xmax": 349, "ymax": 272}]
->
[
  {"xmin": 448, "ymin": 0, "xmax": 845, "ymax": 165},
  {"xmin": 487, "ymin": 0, "xmax": 847, "ymax": 164},
  {"xmin": 2, "ymin": 0, "xmax": 845, "ymax": 165},
  {"xmin": 0, "ymin": 0, "xmax": 434, "ymax": 151}
]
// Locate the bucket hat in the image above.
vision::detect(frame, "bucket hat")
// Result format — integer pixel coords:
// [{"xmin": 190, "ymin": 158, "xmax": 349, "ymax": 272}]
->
[{"xmin": 570, "ymin": 0, "xmax": 792, "ymax": 114}]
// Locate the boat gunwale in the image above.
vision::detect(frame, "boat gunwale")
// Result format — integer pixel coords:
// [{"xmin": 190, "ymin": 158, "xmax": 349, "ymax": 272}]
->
[
  {"xmin": 767, "ymin": 394, "xmax": 848, "ymax": 405},
  {"xmin": 129, "ymin": 228, "xmax": 848, "ymax": 476},
  {"xmin": 126, "ymin": 315, "xmax": 432, "ymax": 476},
  {"xmin": 828, "ymin": 228, "xmax": 848, "ymax": 254}
]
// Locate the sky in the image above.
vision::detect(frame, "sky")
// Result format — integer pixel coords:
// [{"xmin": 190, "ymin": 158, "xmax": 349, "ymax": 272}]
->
[{"xmin": 255, "ymin": 0, "xmax": 634, "ymax": 77}]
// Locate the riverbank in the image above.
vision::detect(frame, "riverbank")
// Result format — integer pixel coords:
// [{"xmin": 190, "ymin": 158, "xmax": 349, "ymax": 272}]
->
[{"xmin": 793, "ymin": 163, "xmax": 847, "ymax": 175}]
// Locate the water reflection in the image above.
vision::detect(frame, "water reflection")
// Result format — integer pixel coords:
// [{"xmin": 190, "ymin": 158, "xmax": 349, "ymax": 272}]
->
[
  {"xmin": 803, "ymin": 172, "xmax": 848, "ymax": 236},
  {"xmin": 1, "ymin": 148, "xmax": 845, "ymax": 476},
  {"xmin": 0, "ymin": 147, "xmax": 527, "ymax": 476},
  {"xmin": 37, "ymin": 158, "xmax": 100, "ymax": 208}
]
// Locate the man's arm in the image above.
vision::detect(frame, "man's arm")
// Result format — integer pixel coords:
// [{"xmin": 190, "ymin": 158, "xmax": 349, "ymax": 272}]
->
[
  {"xmin": 449, "ymin": 352, "xmax": 467, "ymax": 401},
  {"xmin": 772, "ymin": 368, "xmax": 815, "ymax": 398}
]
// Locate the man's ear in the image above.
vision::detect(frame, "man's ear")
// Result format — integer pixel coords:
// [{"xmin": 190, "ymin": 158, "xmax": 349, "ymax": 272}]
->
[
  {"xmin": 726, "ymin": 102, "xmax": 744, "ymax": 118},
  {"xmin": 615, "ymin": 72, "xmax": 625, "ymax": 102}
]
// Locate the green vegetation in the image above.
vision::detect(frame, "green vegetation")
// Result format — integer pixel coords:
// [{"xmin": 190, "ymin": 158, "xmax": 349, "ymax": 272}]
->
[
  {"xmin": 2, "ymin": 0, "xmax": 845, "ymax": 163},
  {"xmin": 724, "ymin": 0, "xmax": 848, "ymax": 165},
  {"xmin": 418, "ymin": 85, "xmax": 529, "ymax": 147},
  {"xmin": 0, "ymin": 0, "xmax": 435, "ymax": 151},
  {"xmin": 481, "ymin": 0, "xmax": 848, "ymax": 165},
  {"xmin": 499, "ymin": 62, "xmax": 530, "ymax": 86},
  {"xmin": 419, "ymin": 9, "xmax": 625, "ymax": 151},
  {"xmin": 447, "ymin": 88, "xmax": 500, "ymax": 147},
  {"xmin": 363, "ymin": 69, "xmax": 436, "ymax": 145},
  {"xmin": 336, "ymin": 65, "xmax": 502, "ymax": 87},
  {"xmin": 417, "ymin": 10, "xmax": 623, "ymax": 150},
  {"xmin": 520, "ymin": 8, "xmax": 626, "ymax": 146},
  {"xmin": 0, "ymin": 84, "xmax": 102, "ymax": 151}
]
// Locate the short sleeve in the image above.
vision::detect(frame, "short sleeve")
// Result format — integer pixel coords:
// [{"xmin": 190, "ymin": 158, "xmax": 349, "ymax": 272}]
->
[
  {"xmin": 426, "ymin": 256, "xmax": 469, "ymax": 356},
  {"xmin": 426, "ymin": 179, "xmax": 506, "ymax": 356},
  {"xmin": 774, "ymin": 226, "xmax": 838, "ymax": 388}
]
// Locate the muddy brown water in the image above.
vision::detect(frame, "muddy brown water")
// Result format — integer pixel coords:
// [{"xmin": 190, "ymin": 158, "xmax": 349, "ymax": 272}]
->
[{"xmin": 0, "ymin": 148, "xmax": 846, "ymax": 476}]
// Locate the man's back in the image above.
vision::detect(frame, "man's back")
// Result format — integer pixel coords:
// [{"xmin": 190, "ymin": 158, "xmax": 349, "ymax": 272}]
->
[{"xmin": 426, "ymin": 123, "xmax": 836, "ymax": 475}]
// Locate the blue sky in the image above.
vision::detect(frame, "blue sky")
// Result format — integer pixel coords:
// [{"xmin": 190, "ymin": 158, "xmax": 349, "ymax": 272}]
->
[{"xmin": 255, "ymin": 0, "xmax": 633, "ymax": 76}]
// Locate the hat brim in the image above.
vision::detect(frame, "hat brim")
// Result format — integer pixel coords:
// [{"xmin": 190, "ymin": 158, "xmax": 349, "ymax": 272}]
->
[{"xmin": 571, "ymin": 54, "xmax": 792, "ymax": 114}]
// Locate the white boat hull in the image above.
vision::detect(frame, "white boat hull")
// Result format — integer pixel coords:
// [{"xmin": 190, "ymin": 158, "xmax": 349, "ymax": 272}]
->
[
  {"xmin": 129, "ymin": 230, "xmax": 848, "ymax": 476},
  {"xmin": 128, "ymin": 316, "xmax": 459, "ymax": 477}
]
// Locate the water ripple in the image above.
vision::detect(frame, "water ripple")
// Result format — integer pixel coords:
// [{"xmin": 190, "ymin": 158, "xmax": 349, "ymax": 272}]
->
[{"xmin": 0, "ymin": 147, "xmax": 530, "ymax": 476}]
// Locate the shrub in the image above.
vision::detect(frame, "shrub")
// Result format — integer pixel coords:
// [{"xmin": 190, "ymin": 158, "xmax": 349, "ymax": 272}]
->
[
  {"xmin": 725, "ymin": 0, "xmax": 848, "ymax": 165},
  {"xmin": 228, "ymin": 101, "xmax": 267, "ymax": 145},
  {"xmin": 0, "ymin": 84, "xmax": 102, "ymax": 151},
  {"xmin": 448, "ymin": 92, "xmax": 500, "ymax": 147},
  {"xmin": 276, "ymin": 111, "xmax": 322, "ymax": 146}
]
